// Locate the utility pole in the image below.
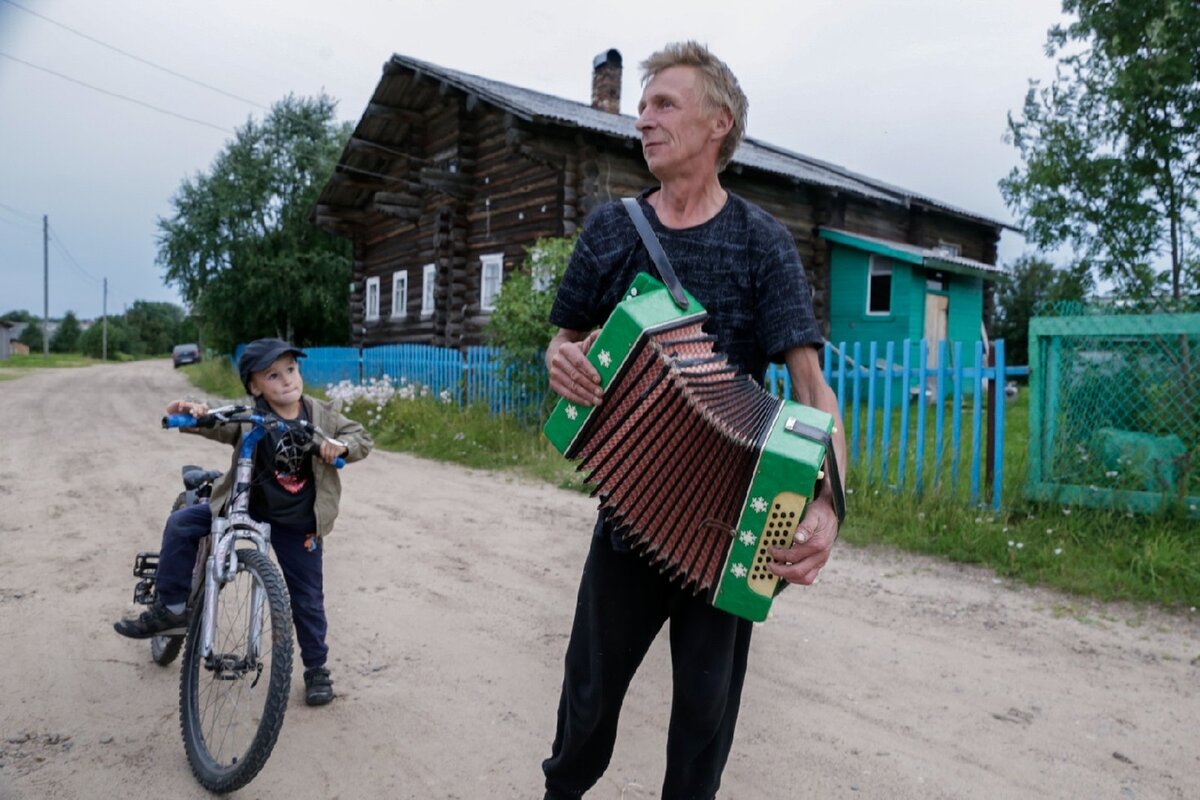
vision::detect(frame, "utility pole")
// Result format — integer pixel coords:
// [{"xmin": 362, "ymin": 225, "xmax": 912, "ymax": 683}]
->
[
  {"xmin": 102, "ymin": 278, "xmax": 108, "ymax": 361},
  {"xmin": 42, "ymin": 214, "xmax": 49, "ymax": 358}
]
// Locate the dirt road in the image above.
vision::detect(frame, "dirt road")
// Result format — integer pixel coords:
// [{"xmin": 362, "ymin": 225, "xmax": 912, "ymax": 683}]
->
[{"xmin": 0, "ymin": 360, "xmax": 1196, "ymax": 799}]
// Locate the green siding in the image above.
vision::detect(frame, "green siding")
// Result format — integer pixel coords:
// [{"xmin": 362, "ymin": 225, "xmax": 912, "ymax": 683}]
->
[
  {"xmin": 827, "ymin": 247, "xmax": 911, "ymax": 346},
  {"xmin": 827, "ymin": 243, "xmax": 984, "ymax": 357},
  {"xmin": 946, "ymin": 275, "xmax": 983, "ymax": 348}
]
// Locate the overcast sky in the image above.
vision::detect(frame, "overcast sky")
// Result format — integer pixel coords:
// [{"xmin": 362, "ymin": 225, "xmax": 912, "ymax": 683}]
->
[{"xmin": 0, "ymin": 0, "xmax": 1068, "ymax": 320}]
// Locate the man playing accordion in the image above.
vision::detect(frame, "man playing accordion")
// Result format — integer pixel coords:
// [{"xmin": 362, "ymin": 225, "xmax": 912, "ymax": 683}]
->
[{"xmin": 542, "ymin": 40, "xmax": 847, "ymax": 800}]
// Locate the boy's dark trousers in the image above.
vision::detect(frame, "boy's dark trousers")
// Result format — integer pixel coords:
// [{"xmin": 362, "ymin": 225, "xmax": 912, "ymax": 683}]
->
[
  {"xmin": 154, "ymin": 504, "xmax": 329, "ymax": 669},
  {"xmin": 542, "ymin": 533, "xmax": 754, "ymax": 800}
]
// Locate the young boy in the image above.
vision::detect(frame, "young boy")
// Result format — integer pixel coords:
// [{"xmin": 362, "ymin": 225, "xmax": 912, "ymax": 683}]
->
[{"xmin": 114, "ymin": 338, "xmax": 373, "ymax": 706}]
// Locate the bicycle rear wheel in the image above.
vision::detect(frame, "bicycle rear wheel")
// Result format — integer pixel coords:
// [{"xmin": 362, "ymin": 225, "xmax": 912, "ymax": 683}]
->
[
  {"xmin": 151, "ymin": 634, "xmax": 183, "ymax": 666},
  {"xmin": 179, "ymin": 548, "xmax": 293, "ymax": 793}
]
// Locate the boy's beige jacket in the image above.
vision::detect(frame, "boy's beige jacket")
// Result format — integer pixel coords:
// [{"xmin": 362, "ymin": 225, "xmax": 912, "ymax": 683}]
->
[{"xmin": 184, "ymin": 396, "xmax": 372, "ymax": 538}]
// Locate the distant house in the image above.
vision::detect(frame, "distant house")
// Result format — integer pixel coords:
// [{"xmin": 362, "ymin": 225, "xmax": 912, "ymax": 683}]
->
[
  {"xmin": 0, "ymin": 320, "xmax": 12, "ymax": 360},
  {"xmin": 314, "ymin": 49, "xmax": 1012, "ymax": 353}
]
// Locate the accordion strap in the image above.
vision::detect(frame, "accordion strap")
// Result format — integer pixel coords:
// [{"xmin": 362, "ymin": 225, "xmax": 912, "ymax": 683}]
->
[
  {"xmin": 622, "ymin": 197, "xmax": 690, "ymax": 310},
  {"xmin": 784, "ymin": 419, "xmax": 847, "ymax": 525}
]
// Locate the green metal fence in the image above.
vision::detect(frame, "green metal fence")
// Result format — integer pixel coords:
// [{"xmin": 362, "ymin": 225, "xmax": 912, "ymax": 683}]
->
[{"xmin": 1027, "ymin": 311, "xmax": 1200, "ymax": 517}]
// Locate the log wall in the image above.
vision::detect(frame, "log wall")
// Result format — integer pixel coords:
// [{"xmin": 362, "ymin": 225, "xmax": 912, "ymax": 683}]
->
[{"xmin": 329, "ymin": 67, "xmax": 1002, "ymax": 348}]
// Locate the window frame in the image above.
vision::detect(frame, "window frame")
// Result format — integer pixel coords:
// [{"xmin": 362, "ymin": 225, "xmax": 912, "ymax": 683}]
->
[
  {"xmin": 935, "ymin": 239, "xmax": 962, "ymax": 258},
  {"xmin": 866, "ymin": 256, "xmax": 893, "ymax": 316},
  {"xmin": 391, "ymin": 271, "xmax": 408, "ymax": 319},
  {"xmin": 365, "ymin": 276, "xmax": 380, "ymax": 321},
  {"xmin": 480, "ymin": 252, "xmax": 504, "ymax": 312},
  {"xmin": 421, "ymin": 263, "xmax": 436, "ymax": 318}
]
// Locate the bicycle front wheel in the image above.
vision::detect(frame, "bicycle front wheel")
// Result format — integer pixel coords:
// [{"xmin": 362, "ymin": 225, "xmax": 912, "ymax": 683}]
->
[{"xmin": 179, "ymin": 548, "xmax": 293, "ymax": 793}]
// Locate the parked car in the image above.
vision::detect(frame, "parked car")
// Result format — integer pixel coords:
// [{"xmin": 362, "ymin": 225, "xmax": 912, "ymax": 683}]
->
[{"xmin": 172, "ymin": 343, "xmax": 201, "ymax": 368}]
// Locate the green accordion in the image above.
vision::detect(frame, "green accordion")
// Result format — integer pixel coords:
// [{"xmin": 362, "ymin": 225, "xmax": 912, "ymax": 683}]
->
[{"xmin": 544, "ymin": 273, "xmax": 838, "ymax": 622}]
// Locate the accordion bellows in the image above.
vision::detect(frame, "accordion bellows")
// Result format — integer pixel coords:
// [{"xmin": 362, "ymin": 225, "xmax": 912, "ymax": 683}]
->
[{"xmin": 545, "ymin": 273, "xmax": 835, "ymax": 622}]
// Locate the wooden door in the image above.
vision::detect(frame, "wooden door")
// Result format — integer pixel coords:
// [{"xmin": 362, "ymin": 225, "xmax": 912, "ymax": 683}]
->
[{"xmin": 924, "ymin": 293, "xmax": 949, "ymax": 367}]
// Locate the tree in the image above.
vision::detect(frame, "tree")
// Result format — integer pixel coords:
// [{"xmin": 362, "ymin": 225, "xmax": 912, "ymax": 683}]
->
[
  {"xmin": 79, "ymin": 315, "xmax": 128, "ymax": 359},
  {"xmin": 157, "ymin": 93, "xmax": 353, "ymax": 352},
  {"xmin": 992, "ymin": 255, "xmax": 1092, "ymax": 367},
  {"xmin": 1, "ymin": 310, "xmax": 36, "ymax": 323},
  {"xmin": 123, "ymin": 301, "xmax": 186, "ymax": 355},
  {"xmin": 1000, "ymin": 0, "xmax": 1200, "ymax": 304},
  {"xmin": 50, "ymin": 311, "xmax": 82, "ymax": 353},
  {"xmin": 487, "ymin": 235, "xmax": 577, "ymax": 361},
  {"xmin": 17, "ymin": 319, "xmax": 44, "ymax": 350},
  {"xmin": 486, "ymin": 235, "xmax": 577, "ymax": 422}
]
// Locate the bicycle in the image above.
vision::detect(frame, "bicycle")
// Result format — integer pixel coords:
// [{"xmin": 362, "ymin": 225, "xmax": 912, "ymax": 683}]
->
[{"xmin": 127, "ymin": 404, "xmax": 345, "ymax": 793}]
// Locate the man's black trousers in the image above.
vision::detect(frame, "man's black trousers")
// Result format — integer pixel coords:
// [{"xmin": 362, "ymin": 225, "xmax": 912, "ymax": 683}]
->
[{"xmin": 543, "ymin": 532, "xmax": 754, "ymax": 800}]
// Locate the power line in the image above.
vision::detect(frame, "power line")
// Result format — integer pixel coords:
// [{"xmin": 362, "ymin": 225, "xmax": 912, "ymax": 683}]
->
[
  {"xmin": 48, "ymin": 233, "xmax": 102, "ymax": 287},
  {"xmin": 0, "ymin": 212, "xmax": 38, "ymax": 232},
  {"xmin": 0, "ymin": 51, "xmax": 234, "ymax": 134},
  {"xmin": 0, "ymin": 0, "xmax": 268, "ymax": 110},
  {"xmin": 0, "ymin": 199, "xmax": 42, "ymax": 224}
]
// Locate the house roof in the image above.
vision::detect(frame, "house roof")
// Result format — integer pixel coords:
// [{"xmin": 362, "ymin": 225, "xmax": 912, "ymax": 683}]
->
[
  {"xmin": 377, "ymin": 53, "xmax": 1015, "ymax": 232},
  {"xmin": 819, "ymin": 227, "xmax": 1009, "ymax": 279}
]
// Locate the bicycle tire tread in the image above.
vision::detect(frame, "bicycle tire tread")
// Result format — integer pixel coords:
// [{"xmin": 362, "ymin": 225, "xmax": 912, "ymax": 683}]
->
[{"xmin": 178, "ymin": 548, "xmax": 294, "ymax": 793}]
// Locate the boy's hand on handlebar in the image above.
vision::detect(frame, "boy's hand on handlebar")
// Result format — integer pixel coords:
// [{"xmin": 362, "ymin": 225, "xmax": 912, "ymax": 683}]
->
[
  {"xmin": 166, "ymin": 400, "xmax": 210, "ymax": 417},
  {"xmin": 317, "ymin": 439, "xmax": 348, "ymax": 465}
]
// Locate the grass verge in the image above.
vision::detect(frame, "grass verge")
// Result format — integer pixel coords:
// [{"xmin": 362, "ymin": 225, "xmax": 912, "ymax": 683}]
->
[
  {"xmin": 179, "ymin": 358, "xmax": 244, "ymax": 400},
  {"xmin": 181, "ymin": 364, "xmax": 1199, "ymax": 611}
]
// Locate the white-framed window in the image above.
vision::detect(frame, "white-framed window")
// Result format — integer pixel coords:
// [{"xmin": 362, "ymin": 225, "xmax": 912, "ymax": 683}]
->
[
  {"xmin": 391, "ymin": 271, "xmax": 408, "ymax": 319},
  {"xmin": 421, "ymin": 263, "xmax": 436, "ymax": 317},
  {"xmin": 480, "ymin": 252, "xmax": 504, "ymax": 311},
  {"xmin": 365, "ymin": 276, "xmax": 380, "ymax": 321},
  {"xmin": 935, "ymin": 239, "xmax": 962, "ymax": 258},
  {"xmin": 867, "ymin": 256, "xmax": 892, "ymax": 315}
]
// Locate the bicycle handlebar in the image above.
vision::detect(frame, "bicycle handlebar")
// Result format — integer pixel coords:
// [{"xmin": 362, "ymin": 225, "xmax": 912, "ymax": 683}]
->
[{"xmin": 162, "ymin": 407, "xmax": 347, "ymax": 469}]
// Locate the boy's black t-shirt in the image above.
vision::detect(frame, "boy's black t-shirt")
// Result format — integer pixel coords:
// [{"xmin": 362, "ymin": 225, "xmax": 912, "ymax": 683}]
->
[
  {"xmin": 549, "ymin": 190, "xmax": 824, "ymax": 382},
  {"xmin": 248, "ymin": 397, "xmax": 317, "ymax": 534}
]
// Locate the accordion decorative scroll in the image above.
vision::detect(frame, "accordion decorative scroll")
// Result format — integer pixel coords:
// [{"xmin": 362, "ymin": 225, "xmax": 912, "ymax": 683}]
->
[{"xmin": 545, "ymin": 273, "xmax": 838, "ymax": 622}]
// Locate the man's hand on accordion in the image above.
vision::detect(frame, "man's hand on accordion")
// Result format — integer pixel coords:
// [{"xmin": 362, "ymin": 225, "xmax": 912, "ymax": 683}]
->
[
  {"xmin": 547, "ymin": 328, "xmax": 604, "ymax": 407},
  {"xmin": 767, "ymin": 495, "xmax": 839, "ymax": 586}
]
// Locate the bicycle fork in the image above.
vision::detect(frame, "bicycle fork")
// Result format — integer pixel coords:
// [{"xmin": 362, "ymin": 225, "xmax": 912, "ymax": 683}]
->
[{"xmin": 199, "ymin": 516, "xmax": 273, "ymax": 678}]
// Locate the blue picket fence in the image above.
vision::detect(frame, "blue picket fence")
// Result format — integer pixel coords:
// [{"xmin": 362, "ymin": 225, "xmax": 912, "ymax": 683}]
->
[
  {"xmin": 237, "ymin": 338, "xmax": 1026, "ymax": 508},
  {"xmin": 247, "ymin": 343, "xmax": 548, "ymax": 420},
  {"xmin": 775, "ymin": 339, "xmax": 1029, "ymax": 510}
]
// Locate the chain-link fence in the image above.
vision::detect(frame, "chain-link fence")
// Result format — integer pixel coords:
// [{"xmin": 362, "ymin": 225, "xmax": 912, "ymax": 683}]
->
[{"xmin": 1027, "ymin": 308, "xmax": 1200, "ymax": 517}]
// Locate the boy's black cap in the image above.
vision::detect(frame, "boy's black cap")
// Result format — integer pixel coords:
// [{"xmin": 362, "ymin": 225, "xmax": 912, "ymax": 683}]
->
[{"xmin": 238, "ymin": 338, "xmax": 307, "ymax": 391}]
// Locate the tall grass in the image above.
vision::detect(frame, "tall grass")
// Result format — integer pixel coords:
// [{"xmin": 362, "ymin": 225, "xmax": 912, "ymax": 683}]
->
[
  {"xmin": 180, "ymin": 358, "xmax": 244, "ymax": 401},
  {"xmin": 841, "ymin": 392, "xmax": 1199, "ymax": 607}
]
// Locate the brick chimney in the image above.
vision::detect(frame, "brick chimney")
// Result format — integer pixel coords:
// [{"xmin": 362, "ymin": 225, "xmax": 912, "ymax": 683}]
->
[{"xmin": 591, "ymin": 49, "xmax": 622, "ymax": 114}]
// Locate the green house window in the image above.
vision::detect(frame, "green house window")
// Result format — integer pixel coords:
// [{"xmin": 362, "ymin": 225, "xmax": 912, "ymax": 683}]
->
[{"xmin": 868, "ymin": 256, "xmax": 892, "ymax": 315}]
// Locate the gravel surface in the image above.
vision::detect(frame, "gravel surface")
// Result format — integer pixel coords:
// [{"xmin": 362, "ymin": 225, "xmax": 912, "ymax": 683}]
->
[{"xmin": 1, "ymin": 360, "xmax": 1197, "ymax": 799}]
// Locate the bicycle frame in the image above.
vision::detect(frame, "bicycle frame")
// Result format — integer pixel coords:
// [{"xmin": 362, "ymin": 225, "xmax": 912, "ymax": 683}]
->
[{"xmin": 197, "ymin": 413, "xmax": 277, "ymax": 669}]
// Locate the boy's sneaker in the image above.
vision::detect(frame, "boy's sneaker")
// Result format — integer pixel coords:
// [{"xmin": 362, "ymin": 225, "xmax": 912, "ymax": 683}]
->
[
  {"xmin": 304, "ymin": 667, "xmax": 334, "ymax": 706},
  {"xmin": 113, "ymin": 600, "xmax": 187, "ymax": 639}
]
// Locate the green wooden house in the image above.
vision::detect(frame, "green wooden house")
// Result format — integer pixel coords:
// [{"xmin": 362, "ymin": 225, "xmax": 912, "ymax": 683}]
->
[{"xmin": 821, "ymin": 228, "xmax": 1010, "ymax": 370}]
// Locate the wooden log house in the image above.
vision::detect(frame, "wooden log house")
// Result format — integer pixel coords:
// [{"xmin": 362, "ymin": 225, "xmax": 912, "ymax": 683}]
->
[{"xmin": 314, "ymin": 49, "xmax": 1014, "ymax": 354}]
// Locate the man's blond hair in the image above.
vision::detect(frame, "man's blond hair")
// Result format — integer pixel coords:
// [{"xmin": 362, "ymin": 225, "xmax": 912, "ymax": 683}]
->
[{"xmin": 640, "ymin": 41, "xmax": 748, "ymax": 172}]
